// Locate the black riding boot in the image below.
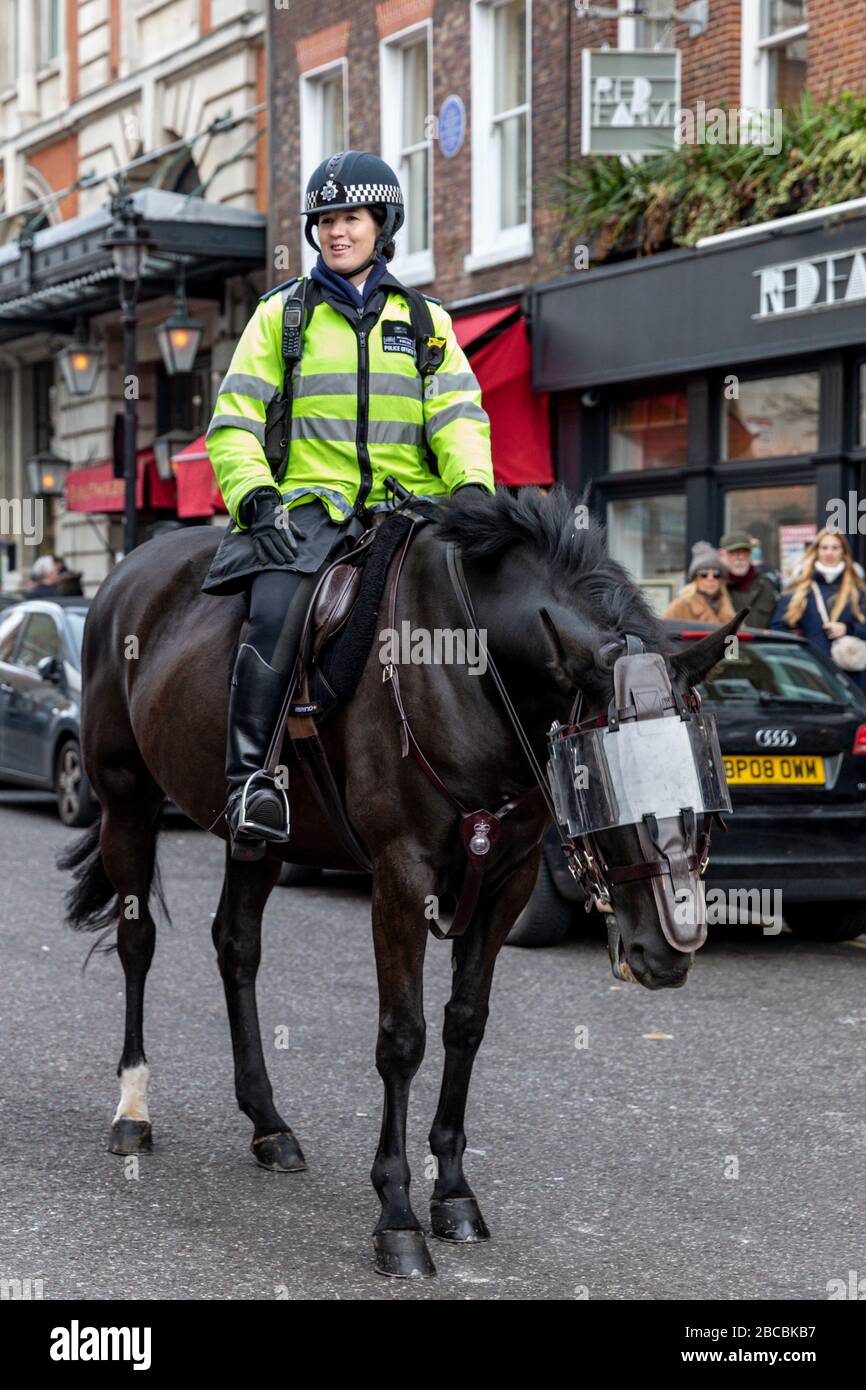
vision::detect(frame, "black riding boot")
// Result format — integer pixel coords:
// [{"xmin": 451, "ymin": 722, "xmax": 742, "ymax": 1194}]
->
[{"xmin": 224, "ymin": 641, "xmax": 292, "ymax": 861}]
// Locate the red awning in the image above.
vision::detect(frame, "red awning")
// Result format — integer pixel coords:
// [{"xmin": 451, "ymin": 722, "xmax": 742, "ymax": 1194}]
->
[
  {"xmin": 172, "ymin": 435, "xmax": 228, "ymax": 518},
  {"xmin": 452, "ymin": 304, "xmax": 520, "ymax": 353},
  {"xmin": 452, "ymin": 307, "xmax": 553, "ymax": 488},
  {"xmin": 65, "ymin": 449, "xmax": 177, "ymax": 513}
]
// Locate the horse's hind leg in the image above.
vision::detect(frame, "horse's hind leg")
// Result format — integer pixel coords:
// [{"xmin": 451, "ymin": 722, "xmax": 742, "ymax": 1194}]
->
[
  {"xmin": 428, "ymin": 858, "xmax": 541, "ymax": 1243},
  {"xmin": 212, "ymin": 848, "xmax": 306, "ymax": 1173},
  {"xmin": 98, "ymin": 775, "xmax": 165, "ymax": 1155}
]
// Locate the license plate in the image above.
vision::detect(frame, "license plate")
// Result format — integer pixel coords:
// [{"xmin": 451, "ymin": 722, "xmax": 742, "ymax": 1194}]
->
[{"xmin": 723, "ymin": 754, "xmax": 826, "ymax": 786}]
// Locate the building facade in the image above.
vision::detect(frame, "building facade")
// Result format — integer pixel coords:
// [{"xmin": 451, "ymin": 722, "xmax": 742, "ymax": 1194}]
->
[
  {"xmin": 0, "ymin": 0, "xmax": 268, "ymax": 592},
  {"xmin": 269, "ymin": 0, "xmax": 866, "ymax": 602}
]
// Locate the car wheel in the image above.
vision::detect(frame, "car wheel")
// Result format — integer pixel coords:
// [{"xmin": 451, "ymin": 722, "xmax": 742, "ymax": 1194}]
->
[
  {"xmin": 55, "ymin": 740, "xmax": 98, "ymax": 828},
  {"xmin": 784, "ymin": 902, "xmax": 866, "ymax": 942},
  {"xmin": 506, "ymin": 854, "xmax": 575, "ymax": 947},
  {"xmin": 277, "ymin": 862, "xmax": 323, "ymax": 888}
]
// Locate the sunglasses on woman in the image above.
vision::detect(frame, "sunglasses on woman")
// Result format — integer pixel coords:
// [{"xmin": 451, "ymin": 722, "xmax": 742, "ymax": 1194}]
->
[{"xmin": 696, "ymin": 569, "xmax": 722, "ymax": 579}]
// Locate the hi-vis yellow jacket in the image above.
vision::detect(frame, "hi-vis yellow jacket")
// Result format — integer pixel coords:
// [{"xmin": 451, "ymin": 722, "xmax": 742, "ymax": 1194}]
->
[{"xmin": 205, "ymin": 276, "xmax": 494, "ymax": 526}]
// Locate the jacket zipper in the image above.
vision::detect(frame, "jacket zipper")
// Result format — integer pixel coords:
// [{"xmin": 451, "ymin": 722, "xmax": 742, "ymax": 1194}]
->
[{"xmin": 354, "ymin": 327, "xmax": 372, "ymax": 517}]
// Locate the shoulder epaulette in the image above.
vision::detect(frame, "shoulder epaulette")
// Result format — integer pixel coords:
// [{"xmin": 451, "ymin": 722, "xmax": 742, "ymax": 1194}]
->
[
  {"xmin": 423, "ymin": 294, "xmax": 442, "ymax": 306},
  {"xmin": 259, "ymin": 276, "xmax": 303, "ymax": 303}
]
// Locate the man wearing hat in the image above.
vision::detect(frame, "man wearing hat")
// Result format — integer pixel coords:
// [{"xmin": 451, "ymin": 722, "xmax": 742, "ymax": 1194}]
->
[{"xmin": 718, "ymin": 531, "xmax": 778, "ymax": 630}]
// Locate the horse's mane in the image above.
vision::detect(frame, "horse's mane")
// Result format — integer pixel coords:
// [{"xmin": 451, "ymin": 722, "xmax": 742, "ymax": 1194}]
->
[{"xmin": 433, "ymin": 485, "xmax": 664, "ymax": 650}]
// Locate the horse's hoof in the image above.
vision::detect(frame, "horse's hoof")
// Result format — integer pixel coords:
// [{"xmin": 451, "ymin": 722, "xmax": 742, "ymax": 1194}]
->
[
  {"xmin": 108, "ymin": 1119, "xmax": 152, "ymax": 1155},
  {"xmin": 373, "ymin": 1228, "xmax": 437, "ymax": 1278},
  {"xmin": 430, "ymin": 1196, "xmax": 490, "ymax": 1243},
  {"xmin": 251, "ymin": 1131, "xmax": 306, "ymax": 1172}
]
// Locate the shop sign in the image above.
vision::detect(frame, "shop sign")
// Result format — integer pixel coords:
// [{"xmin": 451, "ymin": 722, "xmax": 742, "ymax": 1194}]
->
[
  {"xmin": 778, "ymin": 523, "xmax": 816, "ymax": 585},
  {"xmin": 581, "ymin": 49, "xmax": 680, "ymax": 157},
  {"xmin": 755, "ymin": 247, "xmax": 866, "ymax": 320}
]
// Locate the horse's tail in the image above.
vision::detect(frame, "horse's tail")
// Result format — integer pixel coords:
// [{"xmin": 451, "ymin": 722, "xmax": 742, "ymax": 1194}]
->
[{"xmin": 56, "ymin": 807, "xmax": 172, "ymax": 937}]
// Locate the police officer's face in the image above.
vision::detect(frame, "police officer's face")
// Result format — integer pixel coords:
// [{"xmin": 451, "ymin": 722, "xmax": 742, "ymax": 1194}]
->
[{"xmin": 317, "ymin": 208, "xmax": 378, "ymax": 277}]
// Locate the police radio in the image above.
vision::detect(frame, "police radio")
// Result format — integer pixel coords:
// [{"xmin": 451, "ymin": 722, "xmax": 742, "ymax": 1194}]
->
[{"xmin": 282, "ymin": 298, "xmax": 304, "ymax": 362}]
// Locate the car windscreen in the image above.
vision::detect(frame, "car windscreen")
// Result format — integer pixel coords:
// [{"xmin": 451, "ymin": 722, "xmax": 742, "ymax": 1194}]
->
[
  {"xmin": 64, "ymin": 609, "xmax": 88, "ymax": 657},
  {"xmin": 696, "ymin": 639, "xmax": 860, "ymax": 708}
]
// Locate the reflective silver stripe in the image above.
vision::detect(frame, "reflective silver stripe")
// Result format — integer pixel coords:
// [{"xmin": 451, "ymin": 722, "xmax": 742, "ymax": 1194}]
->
[
  {"xmin": 279, "ymin": 485, "xmax": 354, "ymax": 517},
  {"xmin": 291, "ymin": 417, "xmax": 424, "ymax": 446},
  {"xmin": 206, "ymin": 414, "xmax": 266, "ymax": 444},
  {"xmin": 369, "ymin": 373, "xmax": 423, "ymax": 399},
  {"xmin": 430, "ymin": 372, "xmax": 479, "ymax": 394},
  {"xmin": 218, "ymin": 372, "xmax": 279, "ymax": 404},
  {"xmin": 369, "ymin": 420, "xmax": 425, "ymax": 446},
  {"xmin": 294, "ymin": 371, "xmax": 422, "ymax": 400},
  {"xmin": 292, "ymin": 417, "xmax": 356, "ymax": 443},
  {"xmin": 425, "ymin": 401, "xmax": 490, "ymax": 439}
]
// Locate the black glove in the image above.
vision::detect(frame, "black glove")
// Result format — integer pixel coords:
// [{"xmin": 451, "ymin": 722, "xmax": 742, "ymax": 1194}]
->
[{"xmin": 239, "ymin": 488, "xmax": 306, "ymax": 565}]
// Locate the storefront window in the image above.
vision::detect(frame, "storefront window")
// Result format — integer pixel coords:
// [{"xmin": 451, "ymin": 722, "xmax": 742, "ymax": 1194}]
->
[
  {"xmin": 722, "ymin": 372, "xmax": 819, "ymax": 459},
  {"xmin": 609, "ymin": 392, "xmax": 688, "ymax": 473},
  {"xmin": 607, "ymin": 494, "xmax": 686, "ymax": 616},
  {"xmin": 724, "ymin": 483, "xmax": 816, "ymax": 585}
]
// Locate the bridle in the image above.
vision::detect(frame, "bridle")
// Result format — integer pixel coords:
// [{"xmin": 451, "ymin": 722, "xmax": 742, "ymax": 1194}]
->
[{"xmin": 383, "ymin": 522, "xmax": 722, "ymax": 939}]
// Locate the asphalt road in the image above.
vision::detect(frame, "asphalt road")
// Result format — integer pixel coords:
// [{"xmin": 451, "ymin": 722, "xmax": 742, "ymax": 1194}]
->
[{"xmin": 1, "ymin": 791, "xmax": 864, "ymax": 1301}]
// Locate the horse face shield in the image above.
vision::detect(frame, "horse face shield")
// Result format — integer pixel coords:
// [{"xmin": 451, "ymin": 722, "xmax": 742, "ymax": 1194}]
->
[{"xmin": 546, "ymin": 647, "xmax": 731, "ymax": 956}]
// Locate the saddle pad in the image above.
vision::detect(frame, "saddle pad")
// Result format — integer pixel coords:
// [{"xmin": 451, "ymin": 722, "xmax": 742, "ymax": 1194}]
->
[{"xmin": 310, "ymin": 503, "xmax": 439, "ymax": 721}]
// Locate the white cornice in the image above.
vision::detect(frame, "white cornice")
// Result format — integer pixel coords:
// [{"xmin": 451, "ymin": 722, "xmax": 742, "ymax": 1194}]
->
[{"xmin": 0, "ymin": 13, "xmax": 265, "ymax": 157}]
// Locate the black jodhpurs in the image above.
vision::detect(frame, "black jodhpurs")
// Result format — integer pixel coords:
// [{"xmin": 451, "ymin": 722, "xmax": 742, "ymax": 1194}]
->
[{"xmin": 245, "ymin": 568, "xmax": 320, "ymax": 676}]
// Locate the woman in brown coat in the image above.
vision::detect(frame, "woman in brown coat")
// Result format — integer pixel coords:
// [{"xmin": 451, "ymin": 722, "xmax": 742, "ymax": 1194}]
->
[{"xmin": 664, "ymin": 541, "xmax": 736, "ymax": 623}]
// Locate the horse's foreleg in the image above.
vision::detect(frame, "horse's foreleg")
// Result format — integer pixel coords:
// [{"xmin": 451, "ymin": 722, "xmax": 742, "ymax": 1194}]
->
[
  {"xmin": 100, "ymin": 794, "xmax": 163, "ymax": 1156},
  {"xmin": 369, "ymin": 851, "xmax": 433, "ymax": 1278},
  {"xmin": 428, "ymin": 856, "xmax": 541, "ymax": 1243},
  {"xmin": 212, "ymin": 848, "xmax": 306, "ymax": 1172}
]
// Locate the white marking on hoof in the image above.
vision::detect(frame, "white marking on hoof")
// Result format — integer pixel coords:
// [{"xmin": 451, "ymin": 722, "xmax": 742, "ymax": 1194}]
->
[{"xmin": 113, "ymin": 1064, "xmax": 150, "ymax": 1123}]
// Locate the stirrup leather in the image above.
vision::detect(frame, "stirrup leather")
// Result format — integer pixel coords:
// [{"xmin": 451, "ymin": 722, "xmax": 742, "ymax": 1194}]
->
[{"xmin": 233, "ymin": 771, "xmax": 290, "ymax": 842}]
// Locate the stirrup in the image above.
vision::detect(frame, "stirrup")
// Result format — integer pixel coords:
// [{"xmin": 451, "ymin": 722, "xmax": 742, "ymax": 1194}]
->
[{"xmin": 232, "ymin": 771, "xmax": 290, "ymax": 843}]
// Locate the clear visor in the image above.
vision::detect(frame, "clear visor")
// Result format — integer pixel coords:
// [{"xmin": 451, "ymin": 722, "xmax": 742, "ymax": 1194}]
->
[{"xmin": 547, "ymin": 713, "xmax": 731, "ymax": 837}]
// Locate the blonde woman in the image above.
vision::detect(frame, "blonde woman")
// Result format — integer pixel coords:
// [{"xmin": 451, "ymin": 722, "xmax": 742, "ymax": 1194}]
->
[
  {"xmin": 664, "ymin": 542, "xmax": 736, "ymax": 623},
  {"xmin": 771, "ymin": 528, "xmax": 866, "ymax": 691}
]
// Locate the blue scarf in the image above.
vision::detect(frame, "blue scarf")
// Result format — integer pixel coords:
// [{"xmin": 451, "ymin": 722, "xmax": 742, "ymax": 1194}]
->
[{"xmin": 309, "ymin": 253, "xmax": 390, "ymax": 311}]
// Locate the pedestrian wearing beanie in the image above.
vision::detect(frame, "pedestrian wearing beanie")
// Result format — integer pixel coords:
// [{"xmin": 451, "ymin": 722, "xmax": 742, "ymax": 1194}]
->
[{"xmin": 664, "ymin": 542, "xmax": 736, "ymax": 623}]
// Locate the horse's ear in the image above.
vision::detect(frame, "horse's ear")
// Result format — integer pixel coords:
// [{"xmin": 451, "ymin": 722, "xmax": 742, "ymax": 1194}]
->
[
  {"xmin": 539, "ymin": 607, "xmax": 595, "ymax": 693},
  {"xmin": 669, "ymin": 610, "xmax": 747, "ymax": 688}
]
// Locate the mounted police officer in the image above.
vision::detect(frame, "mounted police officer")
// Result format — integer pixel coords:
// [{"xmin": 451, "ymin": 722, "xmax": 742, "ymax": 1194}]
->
[{"xmin": 201, "ymin": 150, "xmax": 495, "ymax": 860}]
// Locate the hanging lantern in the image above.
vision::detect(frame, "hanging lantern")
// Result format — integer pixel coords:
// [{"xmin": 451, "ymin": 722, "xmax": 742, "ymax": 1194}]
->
[
  {"xmin": 57, "ymin": 321, "xmax": 102, "ymax": 397},
  {"xmin": 156, "ymin": 263, "xmax": 203, "ymax": 375},
  {"xmin": 27, "ymin": 447, "xmax": 71, "ymax": 497}
]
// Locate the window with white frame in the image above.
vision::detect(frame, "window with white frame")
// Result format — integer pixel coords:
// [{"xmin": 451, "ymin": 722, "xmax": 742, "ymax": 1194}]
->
[
  {"xmin": 299, "ymin": 60, "xmax": 348, "ymax": 273},
  {"xmin": 380, "ymin": 22, "xmax": 433, "ymax": 285},
  {"xmin": 618, "ymin": 0, "xmax": 673, "ymax": 51},
  {"xmin": 467, "ymin": 0, "xmax": 531, "ymax": 272},
  {"xmin": 742, "ymin": 0, "xmax": 808, "ymax": 113},
  {"xmin": 38, "ymin": 0, "xmax": 61, "ymax": 67}
]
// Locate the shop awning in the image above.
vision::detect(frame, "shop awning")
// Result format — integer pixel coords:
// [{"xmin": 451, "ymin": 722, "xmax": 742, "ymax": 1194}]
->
[
  {"xmin": 172, "ymin": 435, "xmax": 228, "ymax": 518},
  {"xmin": 64, "ymin": 449, "xmax": 177, "ymax": 513},
  {"xmin": 452, "ymin": 303, "xmax": 553, "ymax": 488}
]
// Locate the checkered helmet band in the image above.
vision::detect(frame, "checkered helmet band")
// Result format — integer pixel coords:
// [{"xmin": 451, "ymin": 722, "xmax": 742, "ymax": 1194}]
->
[{"xmin": 304, "ymin": 182, "xmax": 404, "ymax": 213}]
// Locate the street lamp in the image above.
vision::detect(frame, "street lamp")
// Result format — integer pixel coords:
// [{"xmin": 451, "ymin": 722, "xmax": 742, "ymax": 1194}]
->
[
  {"xmin": 98, "ymin": 182, "xmax": 160, "ymax": 556},
  {"xmin": 153, "ymin": 429, "xmax": 196, "ymax": 481},
  {"xmin": 27, "ymin": 446, "xmax": 71, "ymax": 497},
  {"xmin": 156, "ymin": 262, "xmax": 203, "ymax": 375}
]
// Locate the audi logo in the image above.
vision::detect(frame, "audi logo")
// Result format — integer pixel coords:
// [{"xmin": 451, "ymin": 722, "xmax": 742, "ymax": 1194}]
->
[{"xmin": 755, "ymin": 728, "xmax": 797, "ymax": 748}]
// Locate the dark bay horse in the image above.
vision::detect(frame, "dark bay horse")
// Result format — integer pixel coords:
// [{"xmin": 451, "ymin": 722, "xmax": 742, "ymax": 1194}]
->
[{"xmin": 60, "ymin": 486, "xmax": 732, "ymax": 1278}]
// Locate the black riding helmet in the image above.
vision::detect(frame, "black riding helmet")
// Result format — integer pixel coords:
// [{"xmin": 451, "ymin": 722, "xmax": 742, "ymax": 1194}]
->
[{"xmin": 301, "ymin": 150, "xmax": 405, "ymax": 275}]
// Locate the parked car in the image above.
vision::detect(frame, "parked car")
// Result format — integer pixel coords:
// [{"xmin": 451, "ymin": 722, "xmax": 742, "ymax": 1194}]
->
[
  {"xmin": 0, "ymin": 597, "xmax": 97, "ymax": 826},
  {"xmin": 508, "ymin": 622, "xmax": 866, "ymax": 946}
]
